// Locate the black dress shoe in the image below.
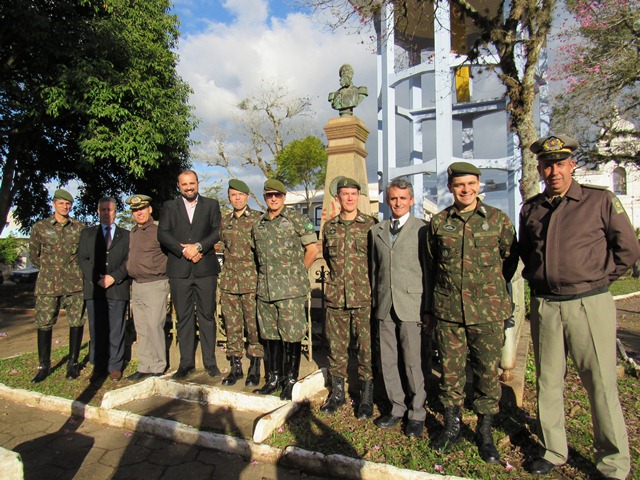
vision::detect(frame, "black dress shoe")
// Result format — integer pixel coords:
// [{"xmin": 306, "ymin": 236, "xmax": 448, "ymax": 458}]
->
[
  {"xmin": 374, "ymin": 414, "xmax": 402, "ymax": 429},
  {"xmin": 206, "ymin": 365, "xmax": 221, "ymax": 378},
  {"xmin": 126, "ymin": 372, "xmax": 152, "ymax": 381},
  {"xmin": 529, "ymin": 457, "xmax": 556, "ymax": 475},
  {"xmin": 405, "ymin": 419, "xmax": 424, "ymax": 438},
  {"xmin": 172, "ymin": 367, "xmax": 194, "ymax": 380},
  {"xmin": 89, "ymin": 369, "xmax": 107, "ymax": 383}
]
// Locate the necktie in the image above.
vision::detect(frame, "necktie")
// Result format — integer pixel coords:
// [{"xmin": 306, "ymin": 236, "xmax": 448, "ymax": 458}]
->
[
  {"xmin": 105, "ymin": 226, "xmax": 112, "ymax": 249},
  {"xmin": 390, "ymin": 219, "xmax": 400, "ymax": 235},
  {"xmin": 551, "ymin": 197, "xmax": 563, "ymax": 209}
]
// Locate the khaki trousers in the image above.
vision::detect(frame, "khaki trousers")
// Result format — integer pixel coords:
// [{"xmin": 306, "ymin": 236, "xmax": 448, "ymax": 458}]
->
[
  {"xmin": 131, "ymin": 279, "xmax": 169, "ymax": 374},
  {"xmin": 530, "ymin": 292, "xmax": 630, "ymax": 479}
]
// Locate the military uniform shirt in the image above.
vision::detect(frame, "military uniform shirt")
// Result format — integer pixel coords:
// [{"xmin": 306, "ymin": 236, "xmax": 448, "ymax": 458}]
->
[
  {"xmin": 322, "ymin": 211, "xmax": 376, "ymax": 309},
  {"xmin": 219, "ymin": 208, "xmax": 261, "ymax": 294},
  {"xmin": 29, "ymin": 215, "xmax": 85, "ymax": 296},
  {"xmin": 426, "ymin": 200, "xmax": 518, "ymax": 325},
  {"xmin": 252, "ymin": 208, "xmax": 316, "ymax": 302}
]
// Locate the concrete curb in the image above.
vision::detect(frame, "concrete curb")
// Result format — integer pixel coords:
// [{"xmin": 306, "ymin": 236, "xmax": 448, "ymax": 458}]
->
[
  {"xmin": 0, "ymin": 383, "xmax": 470, "ymax": 480},
  {"xmin": 0, "ymin": 446, "xmax": 23, "ymax": 480},
  {"xmin": 612, "ymin": 290, "xmax": 640, "ymax": 301}
]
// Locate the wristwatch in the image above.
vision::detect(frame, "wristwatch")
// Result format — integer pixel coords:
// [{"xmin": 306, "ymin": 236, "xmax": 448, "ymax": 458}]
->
[{"xmin": 195, "ymin": 242, "xmax": 203, "ymax": 253}]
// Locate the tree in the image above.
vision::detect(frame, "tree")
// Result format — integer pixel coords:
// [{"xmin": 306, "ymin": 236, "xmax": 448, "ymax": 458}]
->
[
  {"xmin": 551, "ymin": 0, "xmax": 640, "ymax": 161},
  {"xmin": 0, "ymin": 0, "xmax": 196, "ymax": 234},
  {"xmin": 275, "ymin": 136, "xmax": 328, "ymax": 215},
  {"xmin": 297, "ymin": 0, "xmax": 557, "ymax": 200},
  {"xmin": 199, "ymin": 80, "xmax": 316, "ymax": 209},
  {"xmin": 0, "ymin": 236, "xmax": 20, "ymax": 266}
]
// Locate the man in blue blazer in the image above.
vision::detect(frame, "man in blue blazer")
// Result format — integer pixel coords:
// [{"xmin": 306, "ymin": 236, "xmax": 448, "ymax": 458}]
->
[
  {"xmin": 158, "ymin": 170, "xmax": 222, "ymax": 380},
  {"xmin": 78, "ymin": 197, "xmax": 130, "ymax": 382},
  {"xmin": 370, "ymin": 177, "xmax": 429, "ymax": 438}
]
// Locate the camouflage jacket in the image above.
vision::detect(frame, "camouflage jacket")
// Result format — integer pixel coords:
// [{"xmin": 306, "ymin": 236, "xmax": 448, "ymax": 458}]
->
[
  {"xmin": 219, "ymin": 207, "xmax": 261, "ymax": 294},
  {"xmin": 322, "ymin": 211, "xmax": 376, "ymax": 309},
  {"xmin": 252, "ymin": 208, "xmax": 317, "ymax": 302},
  {"xmin": 29, "ymin": 215, "xmax": 85, "ymax": 296},
  {"xmin": 425, "ymin": 201, "xmax": 518, "ymax": 325}
]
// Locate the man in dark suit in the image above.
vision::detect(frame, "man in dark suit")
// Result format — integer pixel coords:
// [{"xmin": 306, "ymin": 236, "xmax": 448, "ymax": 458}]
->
[
  {"xmin": 370, "ymin": 177, "xmax": 429, "ymax": 438},
  {"xmin": 158, "ymin": 170, "xmax": 222, "ymax": 380},
  {"xmin": 78, "ymin": 197, "xmax": 130, "ymax": 382}
]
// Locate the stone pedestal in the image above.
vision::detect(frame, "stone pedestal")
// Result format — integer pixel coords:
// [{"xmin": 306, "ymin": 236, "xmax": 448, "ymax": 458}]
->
[{"xmin": 320, "ymin": 116, "xmax": 370, "ymax": 235}]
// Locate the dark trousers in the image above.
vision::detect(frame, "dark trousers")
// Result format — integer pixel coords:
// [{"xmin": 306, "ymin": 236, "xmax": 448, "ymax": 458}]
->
[
  {"xmin": 169, "ymin": 274, "xmax": 218, "ymax": 370},
  {"xmin": 86, "ymin": 298, "xmax": 128, "ymax": 373}
]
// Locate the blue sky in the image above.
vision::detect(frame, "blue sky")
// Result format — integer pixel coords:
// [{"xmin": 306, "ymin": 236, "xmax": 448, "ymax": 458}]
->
[{"xmin": 167, "ymin": 0, "xmax": 379, "ymax": 195}]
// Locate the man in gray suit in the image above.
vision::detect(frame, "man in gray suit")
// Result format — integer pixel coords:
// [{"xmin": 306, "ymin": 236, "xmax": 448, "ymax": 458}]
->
[{"xmin": 370, "ymin": 178, "xmax": 429, "ymax": 438}]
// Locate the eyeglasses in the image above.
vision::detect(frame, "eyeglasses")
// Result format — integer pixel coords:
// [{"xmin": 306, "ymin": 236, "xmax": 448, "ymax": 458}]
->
[{"xmin": 264, "ymin": 192, "xmax": 284, "ymax": 199}]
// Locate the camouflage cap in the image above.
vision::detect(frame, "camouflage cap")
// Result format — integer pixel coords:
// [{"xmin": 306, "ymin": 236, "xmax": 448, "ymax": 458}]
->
[
  {"xmin": 229, "ymin": 179, "xmax": 250, "ymax": 194},
  {"xmin": 53, "ymin": 189, "xmax": 73, "ymax": 203},
  {"xmin": 126, "ymin": 194, "xmax": 152, "ymax": 210},
  {"xmin": 264, "ymin": 178, "xmax": 287, "ymax": 194},
  {"xmin": 530, "ymin": 135, "xmax": 578, "ymax": 161},
  {"xmin": 447, "ymin": 161, "xmax": 481, "ymax": 177},
  {"xmin": 336, "ymin": 177, "xmax": 361, "ymax": 191}
]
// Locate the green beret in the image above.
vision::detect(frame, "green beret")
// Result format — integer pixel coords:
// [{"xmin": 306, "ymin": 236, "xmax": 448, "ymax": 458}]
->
[
  {"xmin": 530, "ymin": 135, "xmax": 578, "ymax": 161},
  {"xmin": 447, "ymin": 161, "xmax": 481, "ymax": 177},
  {"xmin": 126, "ymin": 194, "xmax": 152, "ymax": 210},
  {"xmin": 228, "ymin": 179, "xmax": 250, "ymax": 194},
  {"xmin": 336, "ymin": 177, "xmax": 361, "ymax": 191},
  {"xmin": 53, "ymin": 189, "xmax": 73, "ymax": 203},
  {"xmin": 264, "ymin": 178, "xmax": 287, "ymax": 194}
]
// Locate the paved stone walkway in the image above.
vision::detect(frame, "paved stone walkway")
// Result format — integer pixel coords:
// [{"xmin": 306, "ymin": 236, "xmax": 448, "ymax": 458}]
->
[{"xmin": 0, "ymin": 397, "xmax": 328, "ymax": 480}]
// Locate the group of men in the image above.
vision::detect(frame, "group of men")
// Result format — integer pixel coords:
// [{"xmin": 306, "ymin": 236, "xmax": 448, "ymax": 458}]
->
[
  {"xmin": 27, "ymin": 133, "xmax": 636, "ymax": 479},
  {"xmin": 318, "ymin": 134, "xmax": 636, "ymax": 480}
]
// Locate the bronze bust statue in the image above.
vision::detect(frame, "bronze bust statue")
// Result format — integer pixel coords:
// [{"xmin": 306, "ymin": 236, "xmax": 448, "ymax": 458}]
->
[{"xmin": 328, "ymin": 64, "xmax": 368, "ymax": 117}]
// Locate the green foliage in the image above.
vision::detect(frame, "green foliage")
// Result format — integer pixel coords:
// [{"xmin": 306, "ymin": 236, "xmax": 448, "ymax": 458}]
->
[
  {"xmin": 274, "ymin": 136, "xmax": 327, "ymax": 212},
  {"xmin": 0, "ymin": 235, "xmax": 20, "ymax": 266},
  {"xmin": 0, "ymin": 0, "xmax": 196, "ymax": 231}
]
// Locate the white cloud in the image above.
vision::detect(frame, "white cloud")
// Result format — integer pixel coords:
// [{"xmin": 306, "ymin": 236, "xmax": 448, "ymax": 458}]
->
[{"xmin": 175, "ymin": 1, "xmax": 378, "ymax": 188}]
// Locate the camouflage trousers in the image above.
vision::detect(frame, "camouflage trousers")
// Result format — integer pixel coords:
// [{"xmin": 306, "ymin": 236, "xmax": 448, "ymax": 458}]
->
[
  {"xmin": 325, "ymin": 306, "xmax": 372, "ymax": 381},
  {"xmin": 257, "ymin": 296, "xmax": 307, "ymax": 342},
  {"xmin": 220, "ymin": 290, "xmax": 264, "ymax": 358},
  {"xmin": 35, "ymin": 293, "xmax": 86, "ymax": 330},
  {"xmin": 435, "ymin": 320, "xmax": 504, "ymax": 415}
]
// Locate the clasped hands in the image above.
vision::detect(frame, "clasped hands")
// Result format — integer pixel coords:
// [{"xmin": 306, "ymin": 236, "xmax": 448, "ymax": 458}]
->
[{"xmin": 181, "ymin": 243, "xmax": 203, "ymax": 263}]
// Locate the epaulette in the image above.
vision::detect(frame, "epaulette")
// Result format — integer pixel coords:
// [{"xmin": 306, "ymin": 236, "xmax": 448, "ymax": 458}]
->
[{"xmin": 582, "ymin": 183, "xmax": 609, "ymax": 191}]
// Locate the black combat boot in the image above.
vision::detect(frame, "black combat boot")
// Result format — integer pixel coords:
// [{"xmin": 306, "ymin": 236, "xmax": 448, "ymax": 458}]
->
[
  {"xmin": 32, "ymin": 329, "xmax": 53, "ymax": 383},
  {"xmin": 253, "ymin": 340, "xmax": 285, "ymax": 395},
  {"xmin": 433, "ymin": 406, "xmax": 462, "ymax": 452},
  {"xmin": 356, "ymin": 379, "xmax": 374, "ymax": 419},
  {"xmin": 280, "ymin": 341, "xmax": 301, "ymax": 401},
  {"xmin": 222, "ymin": 356, "xmax": 243, "ymax": 386},
  {"xmin": 245, "ymin": 356, "xmax": 262, "ymax": 387},
  {"xmin": 476, "ymin": 414, "xmax": 501, "ymax": 464},
  {"xmin": 320, "ymin": 375, "xmax": 345, "ymax": 413},
  {"xmin": 66, "ymin": 326, "xmax": 84, "ymax": 379}
]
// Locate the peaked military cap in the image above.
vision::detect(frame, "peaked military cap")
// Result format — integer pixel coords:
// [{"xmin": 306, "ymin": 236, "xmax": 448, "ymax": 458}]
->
[
  {"xmin": 264, "ymin": 178, "xmax": 286, "ymax": 194},
  {"xmin": 53, "ymin": 189, "xmax": 73, "ymax": 202},
  {"xmin": 228, "ymin": 179, "xmax": 250, "ymax": 194},
  {"xmin": 530, "ymin": 134, "xmax": 578, "ymax": 161},
  {"xmin": 336, "ymin": 177, "xmax": 361, "ymax": 191},
  {"xmin": 126, "ymin": 194, "xmax": 152, "ymax": 210},
  {"xmin": 447, "ymin": 161, "xmax": 481, "ymax": 177}
]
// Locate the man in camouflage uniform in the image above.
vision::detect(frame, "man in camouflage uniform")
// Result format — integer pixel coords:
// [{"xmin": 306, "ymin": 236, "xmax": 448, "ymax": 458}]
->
[
  {"xmin": 425, "ymin": 162, "xmax": 518, "ymax": 463},
  {"xmin": 218, "ymin": 179, "xmax": 264, "ymax": 387},
  {"xmin": 252, "ymin": 179, "xmax": 319, "ymax": 400},
  {"xmin": 29, "ymin": 189, "xmax": 86, "ymax": 382},
  {"xmin": 320, "ymin": 177, "xmax": 376, "ymax": 418}
]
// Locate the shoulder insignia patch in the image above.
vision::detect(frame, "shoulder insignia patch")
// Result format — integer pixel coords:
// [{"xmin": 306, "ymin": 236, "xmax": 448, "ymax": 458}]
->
[{"xmin": 613, "ymin": 197, "xmax": 625, "ymax": 214}]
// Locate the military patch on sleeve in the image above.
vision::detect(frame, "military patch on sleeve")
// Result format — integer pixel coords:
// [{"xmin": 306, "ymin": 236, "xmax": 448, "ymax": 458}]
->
[
  {"xmin": 613, "ymin": 197, "xmax": 625, "ymax": 214},
  {"xmin": 305, "ymin": 220, "xmax": 314, "ymax": 231}
]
